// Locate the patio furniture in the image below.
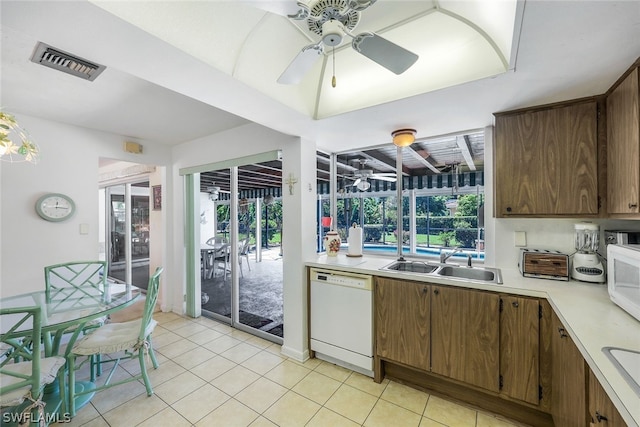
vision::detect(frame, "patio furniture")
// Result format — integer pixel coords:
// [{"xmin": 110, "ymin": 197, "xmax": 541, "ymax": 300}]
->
[
  {"xmin": 65, "ymin": 267, "xmax": 163, "ymax": 418},
  {"xmin": 238, "ymin": 237, "xmax": 251, "ymax": 277},
  {"xmin": 1, "ymin": 306, "xmax": 66, "ymax": 426}
]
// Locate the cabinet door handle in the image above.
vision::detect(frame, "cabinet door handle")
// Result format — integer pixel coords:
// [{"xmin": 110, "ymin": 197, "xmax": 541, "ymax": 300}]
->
[
  {"xmin": 422, "ymin": 286, "xmax": 428, "ymax": 294},
  {"xmin": 595, "ymin": 411, "xmax": 608, "ymax": 422},
  {"xmin": 433, "ymin": 289, "xmax": 440, "ymax": 295},
  {"xmin": 506, "ymin": 206, "xmax": 512, "ymax": 213},
  {"xmin": 512, "ymin": 301, "xmax": 519, "ymax": 308},
  {"xmin": 557, "ymin": 327, "xmax": 568, "ymax": 338},
  {"xmin": 629, "ymin": 202, "xmax": 638, "ymax": 209}
]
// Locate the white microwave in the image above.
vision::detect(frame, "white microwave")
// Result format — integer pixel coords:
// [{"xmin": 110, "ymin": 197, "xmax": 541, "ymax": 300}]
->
[{"xmin": 607, "ymin": 244, "xmax": 640, "ymax": 322}]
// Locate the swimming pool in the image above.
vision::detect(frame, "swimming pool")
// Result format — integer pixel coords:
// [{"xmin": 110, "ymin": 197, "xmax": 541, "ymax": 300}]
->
[{"xmin": 362, "ymin": 244, "xmax": 484, "ymax": 260}]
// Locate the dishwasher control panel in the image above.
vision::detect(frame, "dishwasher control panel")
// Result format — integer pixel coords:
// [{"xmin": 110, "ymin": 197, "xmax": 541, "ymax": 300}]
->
[{"xmin": 312, "ymin": 270, "xmax": 373, "ymax": 290}]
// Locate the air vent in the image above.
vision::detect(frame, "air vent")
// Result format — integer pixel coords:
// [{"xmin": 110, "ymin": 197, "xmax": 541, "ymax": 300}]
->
[{"xmin": 30, "ymin": 42, "xmax": 106, "ymax": 81}]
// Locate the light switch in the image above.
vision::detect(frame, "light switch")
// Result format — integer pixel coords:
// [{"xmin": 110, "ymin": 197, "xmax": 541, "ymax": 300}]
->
[
  {"xmin": 514, "ymin": 231, "xmax": 527, "ymax": 247},
  {"xmin": 79, "ymin": 223, "xmax": 89, "ymax": 235}
]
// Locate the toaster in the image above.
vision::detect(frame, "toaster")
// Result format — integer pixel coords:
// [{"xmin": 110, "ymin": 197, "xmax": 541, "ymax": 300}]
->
[{"xmin": 519, "ymin": 248, "xmax": 570, "ymax": 281}]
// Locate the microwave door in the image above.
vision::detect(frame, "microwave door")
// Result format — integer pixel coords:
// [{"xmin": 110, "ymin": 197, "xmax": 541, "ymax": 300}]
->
[{"xmin": 608, "ymin": 248, "xmax": 640, "ymax": 322}]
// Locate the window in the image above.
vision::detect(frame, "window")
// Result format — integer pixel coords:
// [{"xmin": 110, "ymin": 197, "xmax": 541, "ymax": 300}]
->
[{"xmin": 317, "ymin": 130, "xmax": 486, "ymax": 260}]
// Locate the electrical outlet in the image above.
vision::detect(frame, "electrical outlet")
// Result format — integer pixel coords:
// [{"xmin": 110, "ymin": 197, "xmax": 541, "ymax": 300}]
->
[{"xmin": 514, "ymin": 231, "xmax": 527, "ymax": 247}]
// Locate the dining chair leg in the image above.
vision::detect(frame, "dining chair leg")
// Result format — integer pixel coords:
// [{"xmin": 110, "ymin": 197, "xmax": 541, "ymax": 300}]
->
[
  {"xmin": 148, "ymin": 336, "xmax": 159, "ymax": 370},
  {"xmin": 68, "ymin": 354, "xmax": 77, "ymax": 418},
  {"xmin": 138, "ymin": 349, "xmax": 154, "ymax": 396}
]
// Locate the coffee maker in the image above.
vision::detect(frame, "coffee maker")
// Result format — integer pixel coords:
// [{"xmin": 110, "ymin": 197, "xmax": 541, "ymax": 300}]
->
[{"xmin": 571, "ymin": 222, "xmax": 605, "ymax": 283}]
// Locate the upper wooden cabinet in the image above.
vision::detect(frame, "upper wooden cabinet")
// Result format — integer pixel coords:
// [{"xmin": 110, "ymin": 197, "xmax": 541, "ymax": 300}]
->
[
  {"xmin": 494, "ymin": 100, "xmax": 599, "ymax": 217},
  {"xmin": 607, "ymin": 66, "xmax": 640, "ymax": 215}
]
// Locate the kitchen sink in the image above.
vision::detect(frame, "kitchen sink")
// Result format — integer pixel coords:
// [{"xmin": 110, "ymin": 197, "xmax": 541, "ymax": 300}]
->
[
  {"xmin": 380, "ymin": 260, "xmax": 502, "ymax": 284},
  {"xmin": 437, "ymin": 265, "xmax": 501, "ymax": 283},
  {"xmin": 381, "ymin": 260, "xmax": 439, "ymax": 274},
  {"xmin": 603, "ymin": 347, "xmax": 640, "ymax": 397}
]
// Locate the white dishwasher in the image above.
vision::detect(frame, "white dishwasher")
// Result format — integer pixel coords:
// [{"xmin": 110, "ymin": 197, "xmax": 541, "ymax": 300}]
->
[{"xmin": 310, "ymin": 268, "xmax": 374, "ymax": 377}]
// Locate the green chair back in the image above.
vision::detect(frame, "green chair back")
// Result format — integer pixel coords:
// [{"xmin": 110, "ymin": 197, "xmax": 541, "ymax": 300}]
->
[
  {"xmin": 44, "ymin": 261, "xmax": 108, "ymax": 302},
  {"xmin": 0, "ymin": 306, "xmax": 43, "ymax": 402},
  {"xmin": 139, "ymin": 267, "xmax": 163, "ymax": 342}
]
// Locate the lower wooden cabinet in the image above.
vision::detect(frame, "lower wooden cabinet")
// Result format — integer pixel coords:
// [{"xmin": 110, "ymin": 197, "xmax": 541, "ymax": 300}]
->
[
  {"xmin": 551, "ymin": 311, "xmax": 588, "ymax": 427},
  {"xmin": 375, "ymin": 278, "xmax": 430, "ymax": 370},
  {"xmin": 431, "ymin": 285, "xmax": 500, "ymax": 392},
  {"xmin": 500, "ymin": 295, "xmax": 541, "ymax": 405},
  {"xmin": 373, "ymin": 276, "xmax": 628, "ymax": 426},
  {"xmin": 589, "ymin": 368, "xmax": 627, "ymax": 426}
]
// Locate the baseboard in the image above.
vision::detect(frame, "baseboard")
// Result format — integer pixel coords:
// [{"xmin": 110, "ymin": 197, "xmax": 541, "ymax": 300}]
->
[{"xmin": 281, "ymin": 345, "xmax": 310, "ymax": 362}]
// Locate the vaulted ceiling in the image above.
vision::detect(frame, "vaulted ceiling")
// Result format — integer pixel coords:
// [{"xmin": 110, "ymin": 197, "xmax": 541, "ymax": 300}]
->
[{"xmin": 2, "ymin": 1, "xmax": 639, "ymax": 156}]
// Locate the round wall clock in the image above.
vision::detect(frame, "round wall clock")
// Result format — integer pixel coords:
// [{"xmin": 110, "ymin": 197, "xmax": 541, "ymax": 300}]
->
[{"xmin": 35, "ymin": 193, "xmax": 76, "ymax": 222}]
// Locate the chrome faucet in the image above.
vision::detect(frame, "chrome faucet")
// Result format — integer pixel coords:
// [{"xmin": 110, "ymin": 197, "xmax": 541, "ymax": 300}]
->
[{"xmin": 440, "ymin": 247, "xmax": 463, "ymax": 264}]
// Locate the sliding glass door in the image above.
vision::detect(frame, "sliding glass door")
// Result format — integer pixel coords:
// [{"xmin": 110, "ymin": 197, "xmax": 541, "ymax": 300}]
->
[
  {"xmin": 191, "ymin": 153, "xmax": 283, "ymax": 343},
  {"xmin": 100, "ymin": 182, "xmax": 150, "ymax": 289}
]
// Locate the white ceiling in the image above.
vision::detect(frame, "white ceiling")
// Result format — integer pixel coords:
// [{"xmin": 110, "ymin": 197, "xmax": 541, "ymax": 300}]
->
[{"xmin": 1, "ymin": 1, "xmax": 640, "ymax": 154}]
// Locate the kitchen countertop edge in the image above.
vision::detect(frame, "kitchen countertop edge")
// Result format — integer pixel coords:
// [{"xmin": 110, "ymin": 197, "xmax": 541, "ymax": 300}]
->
[{"xmin": 306, "ymin": 253, "xmax": 640, "ymax": 427}]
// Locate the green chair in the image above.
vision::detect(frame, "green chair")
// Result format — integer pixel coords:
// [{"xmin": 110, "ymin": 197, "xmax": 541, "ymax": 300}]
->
[
  {"xmin": 65, "ymin": 267, "xmax": 163, "ymax": 418},
  {"xmin": 44, "ymin": 261, "xmax": 109, "ymax": 330},
  {"xmin": 1, "ymin": 306, "xmax": 66, "ymax": 426}
]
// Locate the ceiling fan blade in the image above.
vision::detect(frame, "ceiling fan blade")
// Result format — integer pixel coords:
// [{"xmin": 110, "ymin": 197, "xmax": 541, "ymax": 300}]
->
[
  {"xmin": 371, "ymin": 175, "xmax": 396, "ymax": 182},
  {"xmin": 352, "ymin": 178, "xmax": 362, "ymax": 186},
  {"xmin": 277, "ymin": 42, "xmax": 323, "ymax": 85},
  {"xmin": 352, "ymin": 32, "xmax": 418, "ymax": 75}
]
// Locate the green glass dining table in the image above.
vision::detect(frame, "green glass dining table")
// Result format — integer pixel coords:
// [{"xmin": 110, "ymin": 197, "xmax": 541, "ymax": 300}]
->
[{"xmin": 0, "ymin": 281, "xmax": 142, "ymax": 418}]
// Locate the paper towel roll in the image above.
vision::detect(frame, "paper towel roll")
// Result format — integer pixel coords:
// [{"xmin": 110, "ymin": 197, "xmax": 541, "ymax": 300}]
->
[{"xmin": 348, "ymin": 225, "xmax": 363, "ymax": 256}]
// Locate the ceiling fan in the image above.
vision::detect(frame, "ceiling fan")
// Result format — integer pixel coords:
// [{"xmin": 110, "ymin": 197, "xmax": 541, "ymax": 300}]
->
[
  {"xmin": 277, "ymin": 0, "xmax": 419, "ymax": 85},
  {"xmin": 348, "ymin": 159, "xmax": 396, "ymax": 191},
  {"xmin": 207, "ymin": 185, "xmax": 230, "ymax": 201}
]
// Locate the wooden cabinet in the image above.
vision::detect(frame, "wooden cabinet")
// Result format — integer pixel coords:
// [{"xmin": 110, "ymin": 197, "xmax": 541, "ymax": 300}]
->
[
  {"xmin": 431, "ymin": 285, "xmax": 500, "ymax": 392},
  {"xmin": 607, "ymin": 66, "xmax": 640, "ymax": 215},
  {"xmin": 551, "ymin": 311, "xmax": 588, "ymax": 427},
  {"xmin": 375, "ymin": 277, "xmax": 430, "ymax": 370},
  {"xmin": 494, "ymin": 99, "xmax": 599, "ymax": 217},
  {"xmin": 588, "ymin": 368, "xmax": 627, "ymax": 426},
  {"xmin": 499, "ymin": 295, "xmax": 540, "ymax": 405}
]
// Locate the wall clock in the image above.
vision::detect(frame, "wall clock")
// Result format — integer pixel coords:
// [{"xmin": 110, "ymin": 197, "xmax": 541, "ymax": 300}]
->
[{"xmin": 35, "ymin": 193, "xmax": 76, "ymax": 222}]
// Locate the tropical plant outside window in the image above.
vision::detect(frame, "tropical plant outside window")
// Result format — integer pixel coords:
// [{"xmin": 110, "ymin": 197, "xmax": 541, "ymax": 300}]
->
[{"xmin": 316, "ymin": 129, "xmax": 486, "ymax": 260}]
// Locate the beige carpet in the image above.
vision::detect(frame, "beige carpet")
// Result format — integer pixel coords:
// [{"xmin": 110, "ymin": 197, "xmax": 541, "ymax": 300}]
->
[{"xmin": 109, "ymin": 296, "xmax": 161, "ymax": 323}]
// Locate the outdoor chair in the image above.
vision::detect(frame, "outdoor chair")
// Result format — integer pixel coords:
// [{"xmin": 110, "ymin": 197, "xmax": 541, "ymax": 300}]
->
[
  {"xmin": 238, "ymin": 237, "xmax": 251, "ymax": 277},
  {"xmin": 65, "ymin": 267, "xmax": 163, "ymax": 418},
  {"xmin": 1, "ymin": 306, "xmax": 66, "ymax": 426}
]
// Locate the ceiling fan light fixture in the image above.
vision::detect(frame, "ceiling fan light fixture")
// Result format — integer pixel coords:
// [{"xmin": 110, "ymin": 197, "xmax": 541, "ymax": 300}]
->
[
  {"xmin": 356, "ymin": 180, "xmax": 371, "ymax": 191},
  {"xmin": 392, "ymin": 128, "xmax": 416, "ymax": 147}
]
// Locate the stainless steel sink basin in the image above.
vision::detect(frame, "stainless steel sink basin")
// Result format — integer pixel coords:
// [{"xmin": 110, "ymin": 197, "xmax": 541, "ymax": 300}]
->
[
  {"xmin": 381, "ymin": 260, "xmax": 439, "ymax": 274},
  {"xmin": 437, "ymin": 265, "xmax": 501, "ymax": 283},
  {"xmin": 380, "ymin": 260, "xmax": 502, "ymax": 284}
]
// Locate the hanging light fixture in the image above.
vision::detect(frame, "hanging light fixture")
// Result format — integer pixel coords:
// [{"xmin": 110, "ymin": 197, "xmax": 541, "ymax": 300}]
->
[
  {"xmin": 391, "ymin": 128, "xmax": 416, "ymax": 147},
  {"xmin": 356, "ymin": 180, "xmax": 371, "ymax": 191},
  {"xmin": 0, "ymin": 111, "xmax": 39, "ymax": 164}
]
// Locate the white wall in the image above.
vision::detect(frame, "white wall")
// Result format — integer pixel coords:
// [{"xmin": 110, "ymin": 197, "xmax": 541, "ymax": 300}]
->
[
  {"xmin": 171, "ymin": 122, "xmax": 317, "ymax": 361},
  {"xmin": 0, "ymin": 114, "xmax": 171, "ymax": 297}
]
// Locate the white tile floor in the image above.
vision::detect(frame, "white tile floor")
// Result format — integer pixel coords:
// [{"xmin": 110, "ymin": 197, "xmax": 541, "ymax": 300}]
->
[{"xmin": 54, "ymin": 312, "xmax": 531, "ymax": 427}]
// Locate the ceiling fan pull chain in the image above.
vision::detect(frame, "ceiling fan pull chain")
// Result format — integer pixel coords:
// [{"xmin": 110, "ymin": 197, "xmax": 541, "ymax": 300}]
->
[{"xmin": 331, "ymin": 46, "xmax": 337, "ymax": 88}]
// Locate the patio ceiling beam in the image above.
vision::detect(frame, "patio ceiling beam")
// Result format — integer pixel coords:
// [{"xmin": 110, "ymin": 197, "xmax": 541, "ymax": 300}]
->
[
  {"xmin": 405, "ymin": 146, "xmax": 441, "ymax": 174},
  {"xmin": 359, "ymin": 151, "xmax": 404, "ymax": 174},
  {"xmin": 457, "ymin": 135, "xmax": 476, "ymax": 171}
]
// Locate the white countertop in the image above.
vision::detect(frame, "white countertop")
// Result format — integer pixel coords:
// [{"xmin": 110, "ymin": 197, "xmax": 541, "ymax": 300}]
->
[{"xmin": 306, "ymin": 253, "xmax": 640, "ymax": 426}]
